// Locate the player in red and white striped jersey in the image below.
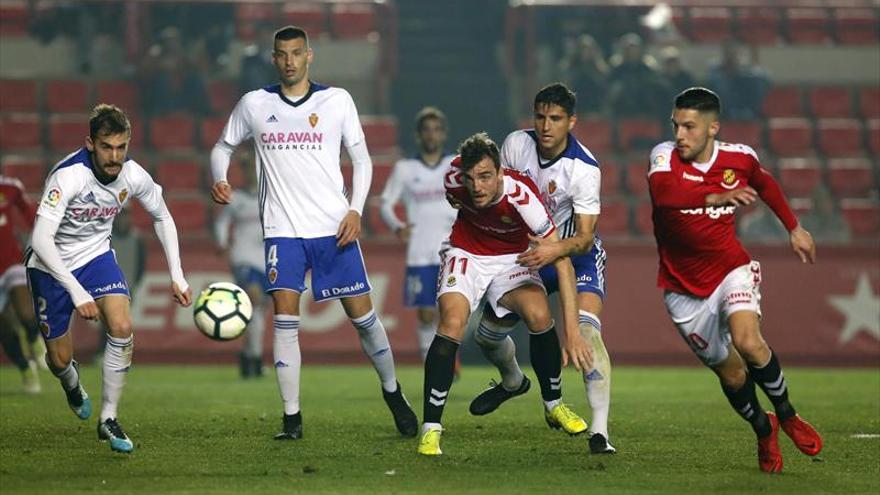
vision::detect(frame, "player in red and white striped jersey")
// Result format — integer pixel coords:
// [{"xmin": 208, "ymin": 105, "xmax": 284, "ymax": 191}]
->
[
  {"xmin": 648, "ymin": 87, "xmax": 822, "ymax": 473},
  {"xmin": 418, "ymin": 133, "xmax": 591, "ymax": 456}
]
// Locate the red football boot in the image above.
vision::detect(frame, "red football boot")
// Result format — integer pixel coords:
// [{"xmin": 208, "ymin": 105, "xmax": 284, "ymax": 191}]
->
[
  {"xmin": 781, "ymin": 414, "xmax": 823, "ymax": 456},
  {"xmin": 758, "ymin": 412, "xmax": 783, "ymax": 473}
]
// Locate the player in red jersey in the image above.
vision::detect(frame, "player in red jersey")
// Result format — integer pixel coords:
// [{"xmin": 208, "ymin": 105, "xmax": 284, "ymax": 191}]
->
[
  {"xmin": 0, "ymin": 175, "xmax": 42, "ymax": 393},
  {"xmin": 648, "ymin": 88, "xmax": 822, "ymax": 473},
  {"xmin": 418, "ymin": 133, "xmax": 591, "ymax": 456}
]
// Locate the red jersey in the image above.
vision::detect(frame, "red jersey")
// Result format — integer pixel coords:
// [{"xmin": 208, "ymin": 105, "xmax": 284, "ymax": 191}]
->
[
  {"xmin": 648, "ymin": 141, "xmax": 798, "ymax": 298},
  {"xmin": 0, "ymin": 176, "xmax": 36, "ymax": 273},
  {"xmin": 445, "ymin": 157, "xmax": 555, "ymax": 255}
]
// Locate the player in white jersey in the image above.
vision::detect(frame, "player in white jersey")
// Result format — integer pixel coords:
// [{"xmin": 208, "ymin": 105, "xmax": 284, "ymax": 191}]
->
[
  {"xmin": 214, "ymin": 161, "xmax": 267, "ymax": 378},
  {"xmin": 25, "ymin": 104, "xmax": 192, "ymax": 453},
  {"xmin": 380, "ymin": 107, "xmax": 457, "ymax": 362},
  {"xmin": 209, "ymin": 26, "xmax": 418, "ymax": 440},
  {"xmin": 469, "ymin": 83, "xmax": 617, "ymax": 454}
]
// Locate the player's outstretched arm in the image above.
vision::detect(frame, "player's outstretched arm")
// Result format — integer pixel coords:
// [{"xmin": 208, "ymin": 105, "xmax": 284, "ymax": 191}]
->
[
  {"xmin": 30, "ymin": 215, "xmax": 98, "ymax": 320},
  {"xmin": 134, "ymin": 167, "xmax": 193, "ymax": 307},
  {"xmin": 549, "ymin": 232, "xmax": 592, "ymax": 372},
  {"xmin": 789, "ymin": 225, "xmax": 816, "ymax": 264}
]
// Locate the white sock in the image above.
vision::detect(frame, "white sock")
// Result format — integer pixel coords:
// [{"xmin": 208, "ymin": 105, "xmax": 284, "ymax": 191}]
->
[
  {"xmin": 100, "ymin": 334, "xmax": 133, "ymax": 421},
  {"xmin": 351, "ymin": 310, "xmax": 397, "ymax": 392},
  {"xmin": 421, "ymin": 422, "xmax": 442, "ymax": 433},
  {"xmin": 53, "ymin": 360, "xmax": 81, "ymax": 392},
  {"xmin": 243, "ymin": 305, "xmax": 265, "ymax": 359},
  {"xmin": 475, "ymin": 320, "xmax": 524, "ymax": 390},
  {"xmin": 417, "ymin": 320, "xmax": 435, "ymax": 362},
  {"xmin": 544, "ymin": 399, "xmax": 561, "ymax": 411},
  {"xmin": 580, "ymin": 310, "xmax": 611, "ymax": 437},
  {"xmin": 273, "ymin": 314, "xmax": 301, "ymax": 415}
]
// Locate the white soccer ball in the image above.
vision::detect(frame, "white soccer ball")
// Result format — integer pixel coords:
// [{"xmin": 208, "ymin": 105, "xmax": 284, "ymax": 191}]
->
[{"xmin": 193, "ymin": 282, "xmax": 253, "ymax": 341}]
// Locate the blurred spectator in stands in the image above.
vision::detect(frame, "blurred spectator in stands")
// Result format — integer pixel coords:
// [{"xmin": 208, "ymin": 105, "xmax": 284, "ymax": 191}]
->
[
  {"xmin": 606, "ymin": 33, "xmax": 668, "ymax": 119},
  {"xmin": 659, "ymin": 46, "xmax": 696, "ymax": 95},
  {"xmin": 30, "ymin": 1, "xmax": 124, "ymax": 76},
  {"xmin": 140, "ymin": 27, "xmax": 212, "ymax": 117},
  {"xmin": 739, "ymin": 204, "xmax": 787, "ymax": 243},
  {"xmin": 558, "ymin": 34, "xmax": 608, "ymax": 116},
  {"xmin": 799, "ymin": 185, "xmax": 852, "ymax": 244},
  {"xmin": 239, "ymin": 24, "xmax": 277, "ymax": 93},
  {"xmin": 707, "ymin": 41, "xmax": 770, "ymax": 120}
]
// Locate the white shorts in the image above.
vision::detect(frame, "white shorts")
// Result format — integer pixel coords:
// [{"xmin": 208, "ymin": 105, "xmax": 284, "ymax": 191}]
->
[
  {"xmin": 0, "ymin": 264, "xmax": 27, "ymax": 310},
  {"xmin": 664, "ymin": 261, "xmax": 763, "ymax": 367},
  {"xmin": 436, "ymin": 247, "xmax": 545, "ymax": 318}
]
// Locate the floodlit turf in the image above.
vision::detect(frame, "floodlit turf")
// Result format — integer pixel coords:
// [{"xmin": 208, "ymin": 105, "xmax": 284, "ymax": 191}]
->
[{"xmin": 1, "ymin": 365, "xmax": 878, "ymax": 494}]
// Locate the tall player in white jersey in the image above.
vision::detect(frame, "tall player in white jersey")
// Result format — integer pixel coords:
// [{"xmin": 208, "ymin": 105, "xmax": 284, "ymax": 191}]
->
[
  {"xmin": 470, "ymin": 83, "xmax": 616, "ymax": 454},
  {"xmin": 210, "ymin": 26, "xmax": 418, "ymax": 440},
  {"xmin": 214, "ymin": 161, "xmax": 267, "ymax": 379},
  {"xmin": 380, "ymin": 107, "xmax": 457, "ymax": 361},
  {"xmin": 26, "ymin": 104, "xmax": 192, "ymax": 453}
]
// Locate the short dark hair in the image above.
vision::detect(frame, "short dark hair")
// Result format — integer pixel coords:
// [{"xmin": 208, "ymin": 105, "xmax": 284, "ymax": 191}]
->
[
  {"xmin": 458, "ymin": 132, "xmax": 500, "ymax": 172},
  {"xmin": 534, "ymin": 82, "xmax": 577, "ymax": 116},
  {"xmin": 89, "ymin": 104, "xmax": 130, "ymax": 139},
  {"xmin": 415, "ymin": 106, "xmax": 447, "ymax": 132},
  {"xmin": 274, "ymin": 25, "xmax": 308, "ymax": 46},
  {"xmin": 674, "ymin": 87, "xmax": 721, "ymax": 116}
]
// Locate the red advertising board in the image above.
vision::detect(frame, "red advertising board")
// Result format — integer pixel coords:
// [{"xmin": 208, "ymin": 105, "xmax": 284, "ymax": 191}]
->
[{"xmin": 30, "ymin": 241, "xmax": 880, "ymax": 367}]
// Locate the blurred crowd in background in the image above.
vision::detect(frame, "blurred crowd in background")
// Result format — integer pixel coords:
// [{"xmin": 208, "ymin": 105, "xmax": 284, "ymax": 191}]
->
[{"xmin": 1, "ymin": 0, "xmax": 877, "ymax": 245}]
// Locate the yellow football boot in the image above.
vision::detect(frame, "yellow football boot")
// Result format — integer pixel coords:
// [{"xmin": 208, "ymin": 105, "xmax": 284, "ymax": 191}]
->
[
  {"xmin": 417, "ymin": 426, "xmax": 443, "ymax": 456},
  {"xmin": 544, "ymin": 403, "xmax": 588, "ymax": 436}
]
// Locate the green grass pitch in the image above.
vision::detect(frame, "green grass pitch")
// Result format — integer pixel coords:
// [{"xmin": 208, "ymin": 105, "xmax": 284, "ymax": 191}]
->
[{"xmin": 1, "ymin": 365, "xmax": 878, "ymax": 494}]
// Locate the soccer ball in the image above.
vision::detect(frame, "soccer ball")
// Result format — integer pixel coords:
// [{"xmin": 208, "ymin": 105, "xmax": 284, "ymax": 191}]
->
[{"xmin": 193, "ymin": 282, "xmax": 253, "ymax": 341}]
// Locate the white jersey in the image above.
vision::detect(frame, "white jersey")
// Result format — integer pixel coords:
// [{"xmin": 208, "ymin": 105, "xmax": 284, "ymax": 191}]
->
[
  {"xmin": 28, "ymin": 148, "xmax": 167, "ymax": 271},
  {"xmin": 500, "ymin": 130, "xmax": 601, "ymax": 239},
  {"xmin": 214, "ymin": 189, "xmax": 264, "ymax": 270},
  {"xmin": 380, "ymin": 154, "xmax": 457, "ymax": 266},
  {"xmin": 218, "ymin": 82, "xmax": 366, "ymax": 239}
]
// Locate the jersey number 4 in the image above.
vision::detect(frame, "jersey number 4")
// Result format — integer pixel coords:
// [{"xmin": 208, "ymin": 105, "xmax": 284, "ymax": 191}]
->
[{"xmin": 267, "ymin": 244, "xmax": 279, "ymax": 267}]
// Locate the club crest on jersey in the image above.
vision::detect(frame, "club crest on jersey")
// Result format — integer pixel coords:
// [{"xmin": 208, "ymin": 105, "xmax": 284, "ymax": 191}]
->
[
  {"xmin": 548, "ymin": 180, "xmax": 557, "ymax": 194},
  {"xmin": 309, "ymin": 113, "xmax": 319, "ymax": 128},
  {"xmin": 446, "ymin": 275, "xmax": 456, "ymax": 287},
  {"xmin": 720, "ymin": 169, "xmax": 741, "ymax": 189},
  {"xmin": 44, "ymin": 188, "xmax": 61, "ymax": 207},
  {"xmin": 118, "ymin": 189, "xmax": 128, "ymax": 203},
  {"xmin": 268, "ymin": 267, "xmax": 278, "ymax": 284}
]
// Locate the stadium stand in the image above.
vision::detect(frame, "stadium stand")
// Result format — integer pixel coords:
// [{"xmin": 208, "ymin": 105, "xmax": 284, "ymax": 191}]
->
[
  {"xmin": 827, "ymin": 158, "xmax": 877, "ymax": 197},
  {"xmin": 762, "ymin": 86, "xmax": 804, "ymax": 118},
  {"xmin": 735, "ymin": 7, "xmax": 781, "ymax": 46},
  {"xmin": 768, "ymin": 118, "xmax": 815, "ymax": 156},
  {"xmin": 785, "ymin": 8, "xmax": 831, "ymax": 45},
  {"xmin": 0, "ymin": 113, "xmax": 40, "ymax": 150},
  {"xmin": 95, "ymin": 80, "xmax": 140, "ymax": 115},
  {"xmin": 148, "ymin": 113, "xmax": 196, "ymax": 151},
  {"xmin": 809, "ymin": 86, "xmax": 853, "ymax": 118},
  {"xmin": 778, "ymin": 158, "xmax": 823, "ymax": 197},
  {"xmin": 817, "ymin": 118, "xmax": 865, "ymax": 157},
  {"xmin": 840, "ymin": 198, "xmax": 880, "ymax": 237},
  {"xmin": 45, "ymin": 80, "xmax": 90, "ymax": 114},
  {"xmin": 0, "ymin": 79, "xmax": 37, "ymax": 112}
]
